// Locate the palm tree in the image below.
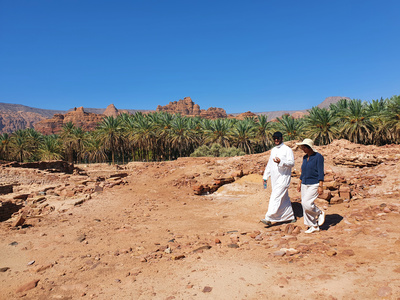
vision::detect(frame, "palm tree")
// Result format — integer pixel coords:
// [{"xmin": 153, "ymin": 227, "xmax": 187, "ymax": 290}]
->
[
  {"xmin": 229, "ymin": 118, "xmax": 256, "ymax": 154},
  {"xmin": 329, "ymin": 98, "xmax": 349, "ymax": 117},
  {"xmin": 254, "ymin": 114, "xmax": 274, "ymax": 151},
  {"xmin": 10, "ymin": 130, "xmax": 32, "ymax": 162},
  {"xmin": 25, "ymin": 128, "xmax": 44, "ymax": 161},
  {"xmin": 168, "ymin": 115, "xmax": 198, "ymax": 158},
  {"xmin": 38, "ymin": 135, "xmax": 62, "ymax": 161},
  {"xmin": 71, "ymin": 126, "xmax": 87, "ymax": 163},
  {"xmin": 204, "ymin": 118, "xmax": 232, "ymax": 147},
  {"xmin": 276, "ymin": 114, "xmax": 303, "ymax": 140},
  {"xmin": 60, "ymin": 122, "xmax": 76, "ymax": 162},
  {"xmin": 382, "ymin": 95, "xmax": 400, "ymax": 143},
  {"xmin": 96, "ymin": 116, "xmax": 124, "ymax": 164},
  {"xmin": 303, "ymin": 107, "xmax": 339, "ymax": 145},
  {"xmin": 0, "ymin": 133, "xmax": 11, "ymax": 160},
  {"xmin": 339, "ymin": 99, "xmax": 374, "ymax": 144},
  {"xmin": 128, "ymin": 113, "xmax": 156, "ymax": 161},
  {"xmin": 82, "ymin": 132, "xmax": 108, "ymax": 163},
  {"xmin": 366, "ymin": 98, "xmax": 388, "ymax": 145}
]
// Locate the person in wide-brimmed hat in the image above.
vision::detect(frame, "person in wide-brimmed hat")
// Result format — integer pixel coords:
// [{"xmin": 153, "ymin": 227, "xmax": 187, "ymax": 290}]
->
[
  {"xmin": 260, "ymin": 132, "xmax": 296, "ymax": 227},
  {"xmin": 296, "ymin": 138, "xmax": 326, "ymax": 233}
]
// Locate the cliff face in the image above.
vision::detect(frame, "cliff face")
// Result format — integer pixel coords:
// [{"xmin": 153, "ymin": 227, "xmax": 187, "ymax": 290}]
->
[
  {"xmin": 0, "ymin": 111, "xmax": 45, "ymax": 133},
  {"xmin": 156, "ymin": 97, "xmax": 227, "ymax": 119}
]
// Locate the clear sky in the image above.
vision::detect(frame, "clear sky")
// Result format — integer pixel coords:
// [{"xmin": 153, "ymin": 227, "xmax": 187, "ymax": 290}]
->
[{"xmin": 1, "ymin": 0, "xmax": 399, "ymax": 114}]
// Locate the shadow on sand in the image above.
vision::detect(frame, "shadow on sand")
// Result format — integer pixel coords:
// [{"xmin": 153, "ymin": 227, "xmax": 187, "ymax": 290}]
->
[{"xmin": 261, "ymin": 202, "xmax": 343, "ymax": 230}]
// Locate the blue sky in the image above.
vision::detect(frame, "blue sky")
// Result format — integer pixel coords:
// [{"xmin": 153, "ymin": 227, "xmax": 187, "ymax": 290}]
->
[{"xmin": 1, "ymin": 0, "xmax": 399, "ymax": 114}]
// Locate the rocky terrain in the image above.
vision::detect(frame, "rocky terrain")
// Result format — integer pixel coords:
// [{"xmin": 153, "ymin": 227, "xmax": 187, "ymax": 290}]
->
[{"xmin": 1, "ymin": 140, "xmax": 399, "ymax": 299}]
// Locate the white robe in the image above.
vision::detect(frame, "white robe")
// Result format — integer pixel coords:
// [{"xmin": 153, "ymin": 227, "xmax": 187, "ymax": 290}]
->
[{"xmin": 262, "ymin": 143, "xmax": 295, "ymax": 222}]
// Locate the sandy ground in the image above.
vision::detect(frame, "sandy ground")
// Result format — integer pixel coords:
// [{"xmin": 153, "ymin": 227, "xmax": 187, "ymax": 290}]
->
[{"xmin": 1, "ymin": 142, "xmax": 400, "ymax": 299}]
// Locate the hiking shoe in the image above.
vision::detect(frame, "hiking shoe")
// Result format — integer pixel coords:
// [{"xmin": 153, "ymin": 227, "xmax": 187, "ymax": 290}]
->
[
  {"xmin": 318, "ymin": 211, "xmax": 326, "ymax": 226},
  {"xmin": 305, "ymin": 226, "xmax": 320, "ymax": 234},
  {"xmin": 260, "ymin": 219, "xmax": 272, "ymax": 226}
]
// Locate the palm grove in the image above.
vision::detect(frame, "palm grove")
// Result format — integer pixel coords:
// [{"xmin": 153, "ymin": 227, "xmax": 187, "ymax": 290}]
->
[{"xmin": 1, "ymin": 96, "xmax": 399, "ymax": 164}]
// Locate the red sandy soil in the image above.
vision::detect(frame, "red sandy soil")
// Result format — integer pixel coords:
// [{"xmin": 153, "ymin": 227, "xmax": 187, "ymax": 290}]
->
[{"xmin": 1, "ymin": 140, "xmax": 400, "ymax": 299}]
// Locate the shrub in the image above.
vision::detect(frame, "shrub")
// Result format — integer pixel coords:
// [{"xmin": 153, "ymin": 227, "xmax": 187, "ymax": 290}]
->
[{"xmin": 190, "ymin": 143, "xmax": 245, "ymax": 157}]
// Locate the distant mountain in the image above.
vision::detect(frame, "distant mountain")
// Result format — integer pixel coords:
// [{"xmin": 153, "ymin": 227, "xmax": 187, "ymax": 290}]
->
[
  {"xmin": 317, "ymin": 96, "xmax": 351, "ymax": 109},
  {"xmin": 252, "ymin": 109, "xmax": 308, "ymax": 120},
  {"xmin": 0, "ymin": 102, "xmax": 65, "ymax": 118},
  {"xmin": 250, "ymin": 96, "xmax": 350, "ymax": 120},
  {"xmin": 0, "ymin": 102, "xmax": 152, "ymax": 134}
]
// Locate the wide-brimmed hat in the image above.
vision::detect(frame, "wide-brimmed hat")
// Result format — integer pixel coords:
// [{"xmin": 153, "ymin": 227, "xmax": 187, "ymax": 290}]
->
[{"xmin": 296, "ymin": 138, "xmax": 317, "ymax": 152}]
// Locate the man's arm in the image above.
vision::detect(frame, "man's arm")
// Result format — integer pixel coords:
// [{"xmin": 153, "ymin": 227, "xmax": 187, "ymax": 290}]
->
[{"xmin": 277, "ymin": 146, "xmax": 295, "ymax": 168}]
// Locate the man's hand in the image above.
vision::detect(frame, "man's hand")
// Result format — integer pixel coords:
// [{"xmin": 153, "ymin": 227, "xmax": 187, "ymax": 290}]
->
[{"xmin": 273, "ymin": 157, "xmax": 281, "ymax": 164}]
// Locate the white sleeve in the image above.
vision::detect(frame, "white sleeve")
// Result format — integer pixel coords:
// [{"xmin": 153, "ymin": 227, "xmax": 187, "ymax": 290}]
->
[
  {"xmin": 278, "ymin": 146, "xmax": 294, "ymax": 169},
  {"xmin": 263, "ymin": 154, "xmax": 272, "ymax": 180}
]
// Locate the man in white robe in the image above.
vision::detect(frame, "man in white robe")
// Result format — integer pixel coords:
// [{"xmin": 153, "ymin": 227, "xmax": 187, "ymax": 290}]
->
[{"xmin": 261, "ymin": 132, "xmax": 295, "ymax": 226}]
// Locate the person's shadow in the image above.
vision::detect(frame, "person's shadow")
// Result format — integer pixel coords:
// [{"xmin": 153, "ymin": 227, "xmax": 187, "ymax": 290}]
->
[{"xmin": 291, "ymin": 202, "xmax": 343, "ymax": 231}]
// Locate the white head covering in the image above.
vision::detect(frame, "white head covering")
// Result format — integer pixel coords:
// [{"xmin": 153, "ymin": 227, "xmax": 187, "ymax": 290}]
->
[{"xmin": 296, "ymin": 138, "xmax": 317, "ymax": 152}]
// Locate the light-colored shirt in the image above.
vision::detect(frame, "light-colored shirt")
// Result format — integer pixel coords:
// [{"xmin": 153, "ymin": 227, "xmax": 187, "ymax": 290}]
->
[{"xmin": 263, "ymin": 143, "xmax": 295, "ymax": 183}]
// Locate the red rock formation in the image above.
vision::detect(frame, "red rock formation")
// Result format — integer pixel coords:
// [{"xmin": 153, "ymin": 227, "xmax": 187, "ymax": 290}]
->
[
  {"xmin": 156, "ymin": 97, "xmax": 227, "ymax": 119},
  {"xmin": 235, "ymin": 111, "xmax": 257, "ymax": 120},
  {"xmin": 103, "ymin": 104, "xmax": 119, "ymax": 117},
  {"xmin": 34, "ymin": 107, "xmax": 105, "ymax": 135}
]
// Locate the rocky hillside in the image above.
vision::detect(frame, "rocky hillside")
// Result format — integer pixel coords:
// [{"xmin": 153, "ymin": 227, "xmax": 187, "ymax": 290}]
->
[{"xmin": 0, "ymin": 103, "xmax": 65, "ymax": 134}]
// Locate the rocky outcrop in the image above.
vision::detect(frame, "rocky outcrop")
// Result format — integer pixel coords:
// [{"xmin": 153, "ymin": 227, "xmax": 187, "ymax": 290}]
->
[
  {"xmin": 103, "ymin": 104, "xmax": 119, "ymax": 117},
  {"xmin": 156, "ymin": 97, "xmax": 227, "ymax": 119},
  {"xmin": 34, "ymin": 106, "xmax": 106, "ymax": 134}
]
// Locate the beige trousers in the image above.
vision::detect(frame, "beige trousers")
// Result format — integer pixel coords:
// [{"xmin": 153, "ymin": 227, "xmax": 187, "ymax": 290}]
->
[{"xmin": 301, "ymin": 183, "xmax": 322, "ymax": 227}]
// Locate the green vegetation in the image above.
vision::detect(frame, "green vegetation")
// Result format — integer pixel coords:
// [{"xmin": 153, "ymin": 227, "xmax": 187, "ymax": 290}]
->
[
  {"xmin": 0, "ymin": 95, "xmax": 399, "ymax": 163},
  {"xmin": 190, "ymin": 143, "xmax": 245, "ymax": 157}
]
